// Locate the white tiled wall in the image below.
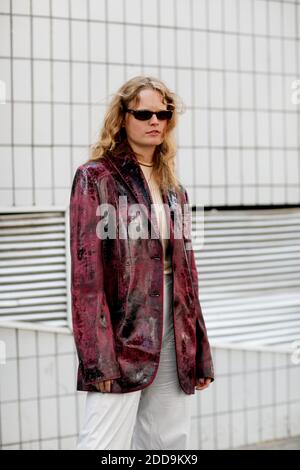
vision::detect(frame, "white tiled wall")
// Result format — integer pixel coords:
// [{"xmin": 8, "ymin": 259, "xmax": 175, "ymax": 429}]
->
[
  {"xmin": 1, "ymin": 326, "xmax": 300, "ymax": 450},
  {"xmin": 1, "ymin": 0, "xmax": 300, "ymax": 451},
  {"xmin": 0, "ymin": 326, "xmax": 86, "ymax": 449},
  {"xmin": 0, "ymin": 0, "xmax": 299, "ymax": 207}
]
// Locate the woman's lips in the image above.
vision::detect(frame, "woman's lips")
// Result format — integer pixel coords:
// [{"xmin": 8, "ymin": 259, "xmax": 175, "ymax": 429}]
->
[{"xmin": 146, "ymin": 131, "xmax": 160, "ymax": 135}]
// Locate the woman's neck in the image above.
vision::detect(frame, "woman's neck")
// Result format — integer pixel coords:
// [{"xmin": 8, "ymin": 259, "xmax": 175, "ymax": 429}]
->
[{"xmin": 127, "ymin": 139, "xmax": 155, "ymax": 165}]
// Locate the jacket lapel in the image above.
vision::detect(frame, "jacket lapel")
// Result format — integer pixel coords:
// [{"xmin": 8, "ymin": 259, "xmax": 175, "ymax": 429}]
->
[{"xmin": 104, "ymin": 140, "xmax": 179, "ymax": 246}]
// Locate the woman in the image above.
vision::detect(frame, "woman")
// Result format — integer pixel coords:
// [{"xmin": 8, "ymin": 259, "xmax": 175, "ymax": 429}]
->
[{"xmin": 69, "ymin": 76, "xmax": 214, "ymax": 450}]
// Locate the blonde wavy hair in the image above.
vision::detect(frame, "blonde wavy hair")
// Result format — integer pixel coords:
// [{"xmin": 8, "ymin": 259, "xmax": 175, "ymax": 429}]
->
[{"xmin": 88, "ymin": 76, "xmax": 186, "ymax": 192}]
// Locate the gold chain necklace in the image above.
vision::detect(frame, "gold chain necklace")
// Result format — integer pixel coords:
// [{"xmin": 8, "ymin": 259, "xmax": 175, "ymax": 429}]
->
[
  {"xmin": 136, "ymin": 159, "xmax": 153, "ymax": 167},
  {"xmin": 146, "ymin": 168, "xmax": 153, "ymax": 185},
  {"xmin": 137, "ymin": 160, "xmax": 154, "ymax": 184}
]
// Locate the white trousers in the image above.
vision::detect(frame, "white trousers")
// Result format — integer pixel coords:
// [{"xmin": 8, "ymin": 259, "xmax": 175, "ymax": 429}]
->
[{"xmin": 77, "ymin": 272, "xmax": 193, "ymax": 450}]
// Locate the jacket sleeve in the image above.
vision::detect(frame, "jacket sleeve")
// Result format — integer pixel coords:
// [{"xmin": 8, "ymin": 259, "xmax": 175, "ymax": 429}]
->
[
  {"xmin": 69, "ymin": 165, "xmax": 121, "ymax": 385},
  {"xmin": 183, "ymin": 188, "xmax": 215, "ymax": 383}
]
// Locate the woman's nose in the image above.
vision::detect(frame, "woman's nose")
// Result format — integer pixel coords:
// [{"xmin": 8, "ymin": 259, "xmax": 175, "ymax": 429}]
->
[{"xmin": 149, "ymin": 114, "xmax": 159, "ymax": 123}]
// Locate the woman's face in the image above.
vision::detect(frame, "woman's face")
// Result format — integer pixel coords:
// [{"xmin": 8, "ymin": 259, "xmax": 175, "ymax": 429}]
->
[{"xmin": 123, "ymin": 89, "xmax": 169, "ymax": 151}]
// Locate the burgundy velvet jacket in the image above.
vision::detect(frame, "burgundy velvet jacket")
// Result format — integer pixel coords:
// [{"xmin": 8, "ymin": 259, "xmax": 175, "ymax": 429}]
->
[{"xmin": 69, "ymin": 139, "xmax": 214, "ymax": 394}]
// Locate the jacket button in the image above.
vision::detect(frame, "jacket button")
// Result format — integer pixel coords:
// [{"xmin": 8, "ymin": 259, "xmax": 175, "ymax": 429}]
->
[{"xmin": 150, "ymin": 291, "xmax": 160, "ymax": 297}]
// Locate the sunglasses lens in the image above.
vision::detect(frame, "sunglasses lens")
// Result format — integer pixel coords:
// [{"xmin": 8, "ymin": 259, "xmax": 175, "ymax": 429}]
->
[
  {"xmin": 157, "ymin": 110, "xmax": 173, "ymax": 120},
  {"xmin": 131, "ymin": 110, "xmax": 173, "ymax": 120},
  {"xmin": 134, "ymin": 111, "xmax": 153, "ymax": 120}
]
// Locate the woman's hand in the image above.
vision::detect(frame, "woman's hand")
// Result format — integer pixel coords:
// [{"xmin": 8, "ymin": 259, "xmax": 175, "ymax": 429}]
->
[
  {"xmin": 195, "ymin": 377, "xmax": 212, "ymax": 391},
  {"xmin": 95, "ymin": 379, "xmax": 114, "ymax": 393}
]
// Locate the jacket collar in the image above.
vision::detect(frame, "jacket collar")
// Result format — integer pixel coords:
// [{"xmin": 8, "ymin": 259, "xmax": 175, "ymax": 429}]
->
[
  {"xmin": 103, "ymin": 139, "xmax": 179, "ymax": 242},
  {"xmin": 105, "ymin": 139, "xmax": 179, "ymax": 209}
]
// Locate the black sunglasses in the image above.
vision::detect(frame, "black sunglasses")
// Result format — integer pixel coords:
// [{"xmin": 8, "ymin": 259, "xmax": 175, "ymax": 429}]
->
[{"xmin": 124, "ymin": 107, "xmax": 173, "ymax": 121}]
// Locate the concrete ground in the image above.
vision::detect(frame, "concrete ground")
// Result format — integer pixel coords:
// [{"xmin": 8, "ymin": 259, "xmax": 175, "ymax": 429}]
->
[{"xmin": 235, "ymin": 435, "xmax": 300, "ymax": 450}]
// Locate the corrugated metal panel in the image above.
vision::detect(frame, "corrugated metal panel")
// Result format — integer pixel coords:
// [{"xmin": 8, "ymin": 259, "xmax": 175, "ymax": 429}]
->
[
  {"xmin": 0, "ymin": 211, "xmax": 68, "ymax": 327},
  {"xmin": 194, "ymin": 208, "xmax": 300, "ymax": 350},
  {"xmin": 2, "ymin": 207, "xmax": 299, "ymax": 347}
]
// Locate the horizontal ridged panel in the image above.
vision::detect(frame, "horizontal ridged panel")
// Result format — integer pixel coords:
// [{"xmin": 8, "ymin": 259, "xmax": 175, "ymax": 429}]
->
[
  {"xmin": 195, "ymin": 208, "xmax": 300, "ymax": 350},
  {"xmin": 0, "ymin": 211, "xmax": 68, "ymax": 326}
]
